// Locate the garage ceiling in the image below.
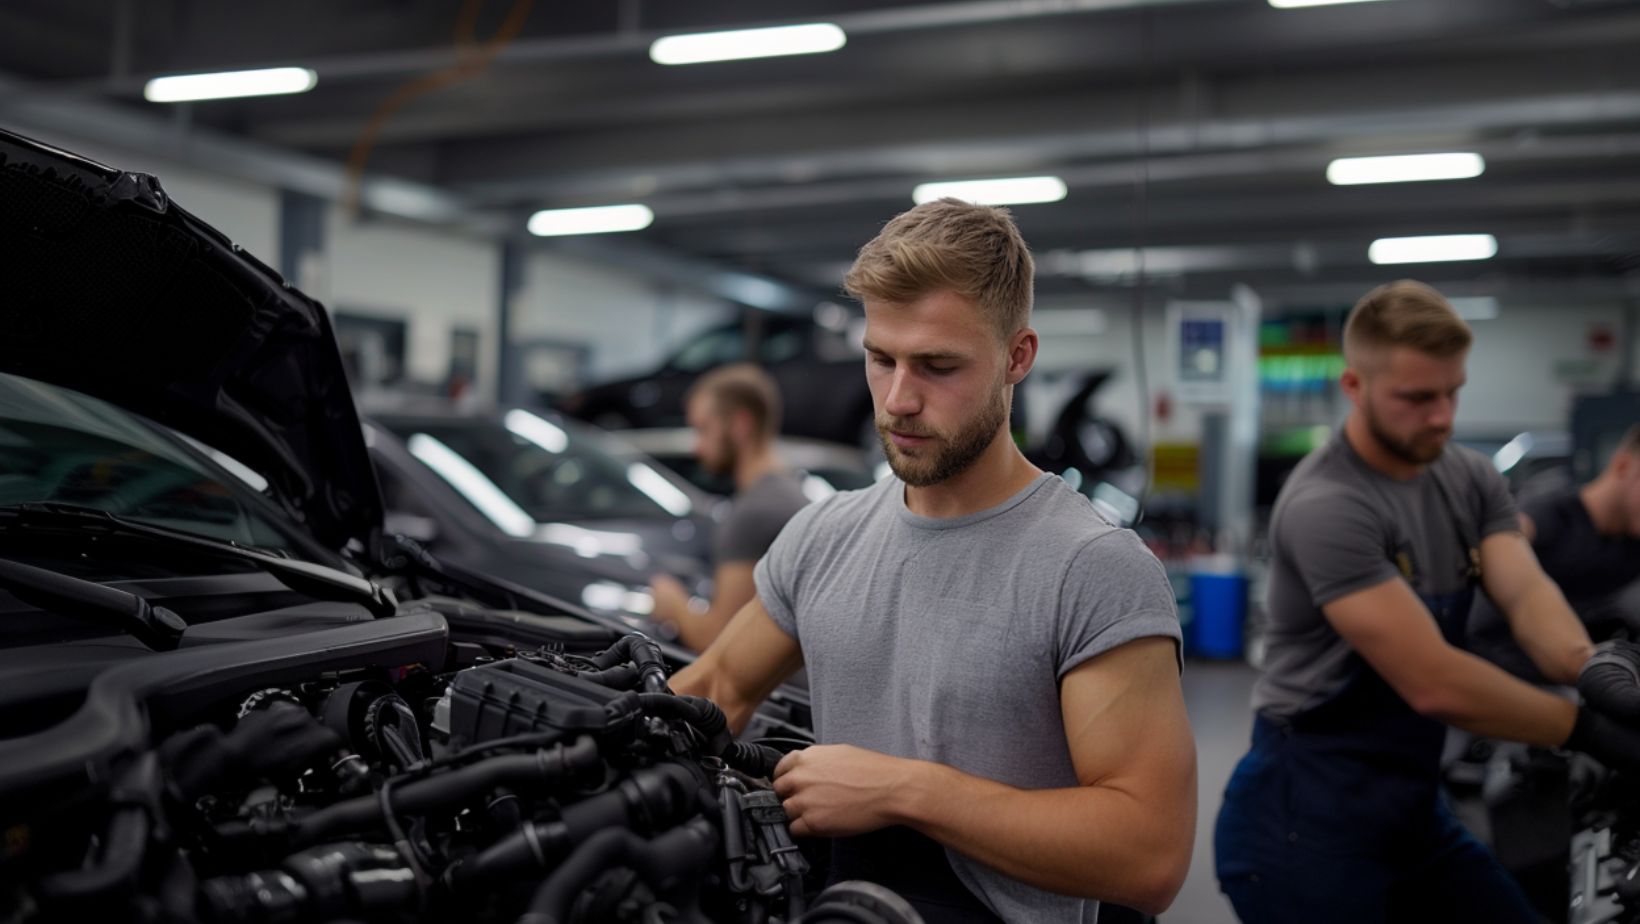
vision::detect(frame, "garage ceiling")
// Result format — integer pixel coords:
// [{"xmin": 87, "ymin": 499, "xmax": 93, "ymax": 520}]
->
[{"xmin": 3, "ymin": 0, "xmax": 1640, "ymax": 309}]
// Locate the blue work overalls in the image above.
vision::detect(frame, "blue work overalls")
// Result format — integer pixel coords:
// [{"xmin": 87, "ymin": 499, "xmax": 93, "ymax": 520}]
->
[{"xmin": 1213, "ymin": 472, "xmax": 1539, "ymax": 923}]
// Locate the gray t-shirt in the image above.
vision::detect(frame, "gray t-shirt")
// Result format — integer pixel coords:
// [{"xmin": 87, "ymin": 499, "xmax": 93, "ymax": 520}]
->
[
  {"xmin": 714, "ymin": 471, "xmax": 811, "ymax": 565},
  {"xmin": 755, "ymin": 472, "xmax": 1181, "ymax": 923},
  {"xmin": 1254, "ymin": 432, "xmax": 1518, "ymax": 717}
]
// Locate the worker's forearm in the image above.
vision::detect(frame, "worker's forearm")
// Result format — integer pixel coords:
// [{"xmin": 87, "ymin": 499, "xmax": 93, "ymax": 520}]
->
[
  {"xmin": 675, "ymin": 602, "xmax": 735, "ymax": 652},
  {"xmin": 1420, "ymin": 647, "xmax": 1578, "ymax": 746},
  {"xmin": 667, "ymin": 656, "xmax": 760, "ymax": 734},
  {"xmin": 1506, "ymin": 581, "xmax": 1594, "ymax": 685},
  {"xmin": 894, "ymin": 760, "xmax": 1194, "ymax": 915}
]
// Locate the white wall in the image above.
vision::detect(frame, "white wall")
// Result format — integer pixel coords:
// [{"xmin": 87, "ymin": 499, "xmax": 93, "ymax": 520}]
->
[
  {"xmin": 511, "ymin": 252, "xmax": 737, "ymax": 383},
  {"xmin": 316, "ymin": 209, "xmax": 500, "ymax": 397},
  {"xmin": 1458, "ymin": 301, "xmax": 1628, "ymax": 435}
]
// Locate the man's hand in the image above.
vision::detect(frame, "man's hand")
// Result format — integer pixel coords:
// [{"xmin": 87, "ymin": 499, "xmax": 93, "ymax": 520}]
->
[
  {"xmin": 772, "ymin": 744, "xmax": 919, "ymax": 838},
  {"xmin": 1580, "ymin": 639, "xmax": 1640, "ymax": 722},
  {"xmin": 648, "ymin": 573, "xmax": 694, "ymax": 628}
]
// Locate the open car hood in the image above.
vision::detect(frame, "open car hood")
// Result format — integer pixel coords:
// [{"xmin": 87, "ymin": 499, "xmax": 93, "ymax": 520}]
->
[{"xmin": 0, "ymin": 127, "xmax": 382, "ymax": 551}]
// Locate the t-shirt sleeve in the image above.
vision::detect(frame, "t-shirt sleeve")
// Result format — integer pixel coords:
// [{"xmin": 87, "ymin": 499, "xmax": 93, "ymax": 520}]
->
[
  {"xmin": 717, "ymin": 489, "xmax": 807, "ymax": 564},
  {"xmin": 1470, "ymin": 455, "xmax": 1521, "ymax": 538},
  {"xmin": 1056, "ymin": 530, "xmax": 1182, "ymax": 678},
  {"xmin": 1277, "ymin": 487, "xmax": 1399, "ymax": 606},
  {"xmin": 751, "ymin": 499, "xmax": 826, "ymax": 642}
]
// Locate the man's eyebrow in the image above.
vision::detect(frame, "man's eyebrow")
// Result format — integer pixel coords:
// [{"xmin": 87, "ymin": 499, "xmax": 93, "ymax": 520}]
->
[{"xmin": 861, "ymin": 340, "xmax": 968, "ymax": 362}]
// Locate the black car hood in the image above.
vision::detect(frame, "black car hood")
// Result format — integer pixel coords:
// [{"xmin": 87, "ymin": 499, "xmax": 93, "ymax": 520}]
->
[{"xmin": 0, "ymin": 128, "xmax": 382, "ymax": 551}]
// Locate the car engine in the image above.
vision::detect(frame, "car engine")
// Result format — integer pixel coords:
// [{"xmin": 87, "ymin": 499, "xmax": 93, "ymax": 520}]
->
[{"xmin": 0, "ymin": 599, "xmax": 921, "ymax": 924}]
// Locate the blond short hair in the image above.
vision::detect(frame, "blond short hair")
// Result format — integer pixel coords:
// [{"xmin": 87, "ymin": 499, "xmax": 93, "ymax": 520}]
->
[
  {"xmin": 1343, "ymin": 280, "xmax": 1473, "ymax": 368},
  {"xmin": 843, "ymin": 198, "xmax": 1034, "ymax": 339},
  {"xmin": 687, "ymin": 363, "xmax": 781, "ymax": 440}
]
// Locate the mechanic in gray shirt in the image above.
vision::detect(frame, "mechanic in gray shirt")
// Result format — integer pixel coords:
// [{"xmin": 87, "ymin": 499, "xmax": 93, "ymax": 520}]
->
[
  {"xmin": 651, "ymin": 364, "xmax": 810, "ymax": 652},
  {"xmin": 672, "ymin": 199, "xmax": 1195, "ymax": 923},
  {"xmin": 1214, "ymin": 280, "xmax": 1640, "ymax": 924}
]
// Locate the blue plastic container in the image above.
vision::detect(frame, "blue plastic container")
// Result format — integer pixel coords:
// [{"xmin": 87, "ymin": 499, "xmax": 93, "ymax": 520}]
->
[{"xmin": 1189, "ymin": 565, "xmax": 1248, "ymax": 660}]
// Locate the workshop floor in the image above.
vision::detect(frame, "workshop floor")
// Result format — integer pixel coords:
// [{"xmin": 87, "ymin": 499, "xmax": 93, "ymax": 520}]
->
[{"xmin": 1167, "ymin": 660, "xmax": 1260, "ymax": 924}]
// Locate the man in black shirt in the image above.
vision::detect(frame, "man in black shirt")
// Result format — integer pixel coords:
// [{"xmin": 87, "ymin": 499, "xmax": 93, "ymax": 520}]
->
[{"xmin": 1468, "ymin": 424, "xmax": 1640, "ymax": 680}]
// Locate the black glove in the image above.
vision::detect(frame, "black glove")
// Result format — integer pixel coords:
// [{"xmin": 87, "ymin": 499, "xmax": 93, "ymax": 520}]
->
[
  {"xmin": 1580, "ymin": 639, "xmax": 1640, "ymax": 723},
  {"xmin": 1566, "ymin": 704, "xmax": 1640, "ymax": 775}
]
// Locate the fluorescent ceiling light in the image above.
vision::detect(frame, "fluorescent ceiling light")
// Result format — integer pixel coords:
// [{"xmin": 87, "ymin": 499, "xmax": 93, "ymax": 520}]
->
[
  {"xmin": 650, "ymin": 23, "xmax": 846, "ymax": 65},
  {"xmin": 1269, "ymin": 0, "xmax": 1395, "ymax": 8},
  {"xmin": 913, "ymin": 176, "xmax": 1067, "ymax": 206},
  {"xmin": 1368, "ymin": 234, "xmax": 1498, "ymax": 265},
  {"xmin": 527, "ymin": 204, "xmax": 653, "ymax": 237},
  {"xmin": 1327, "ymin": 153, "xmax": 1485, "ymax": 186},
  {"xmin": 144, "ymin": 67, "xmax": 317, "ymax": 103}
]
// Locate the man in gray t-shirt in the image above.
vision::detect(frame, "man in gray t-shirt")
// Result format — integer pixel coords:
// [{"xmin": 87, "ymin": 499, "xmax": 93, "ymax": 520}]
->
[
  {"xmin": 1213, "ymin": 281, "xmax": 1640, "ymax": 924},
  {"xmin": 651, "ymin": 364, "xmax": 809, "ymax": 652},
  {"xmin": 672, "ymin": 199, "xmax": 1194, "ymax": 923}
]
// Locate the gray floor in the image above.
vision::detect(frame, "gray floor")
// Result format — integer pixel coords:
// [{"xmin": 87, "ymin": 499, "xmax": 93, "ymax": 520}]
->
[{"xmin": 1164, "ymin": 660, "xmax": 1260, "ymax": 924}]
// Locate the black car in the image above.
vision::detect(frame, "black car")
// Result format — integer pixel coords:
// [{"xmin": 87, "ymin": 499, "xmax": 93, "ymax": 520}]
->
[
  {"xmin": 0, "ymin": 127, "xmax": 908, "ymax": 924},
  {"xmin": 559, "ymin": 313, "xmax": 876, "ymax": 447},
  {"xmin": 362, "ymin": 407, "xmax": 718, "ymax": 630}
]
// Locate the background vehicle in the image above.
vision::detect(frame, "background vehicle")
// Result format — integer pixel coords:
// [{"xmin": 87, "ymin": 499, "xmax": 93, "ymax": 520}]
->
[
  {"xmin": 559, "ymin": 313, "xmax": 875, "ymax": 447},
  {"xmin": 363, "ymin": 408, "xmax": 717, "ymax": 629},
  {"xmin": 615, "ymin": 427, "xmax": 877, "ymax": 499}
]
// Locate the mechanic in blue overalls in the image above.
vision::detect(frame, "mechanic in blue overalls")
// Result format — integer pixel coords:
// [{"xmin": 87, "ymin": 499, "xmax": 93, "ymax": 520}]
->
[{"xmin": 1214, "ymin": 280, "xmax": 1640, "ymax": 922}]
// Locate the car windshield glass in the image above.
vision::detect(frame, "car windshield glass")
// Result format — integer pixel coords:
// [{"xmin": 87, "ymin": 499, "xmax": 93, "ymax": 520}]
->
[
  {"xmin": 382, "ymin": 410, "xmax": 694, "ymax": 524},
  {"xmin": 0, "ymin": 373, "xmax": 299, "ymax": 552}
]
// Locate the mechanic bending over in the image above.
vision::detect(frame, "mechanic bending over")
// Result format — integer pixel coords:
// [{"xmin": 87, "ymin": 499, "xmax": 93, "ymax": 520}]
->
[
  {"xmin": 1214, "ymin": 279, "xmax": 1640, "ymax": 924},
  {"xmin": 671, "ymin": 199, "xmax": 1196, "ymax": 923},
  {"xmin": 650, "ymin": 364, "xmax": 809, "ymax": 652},
  {"xmin": 1466, "ymin": 423, "xmax": 1640, "ymax": 682}
]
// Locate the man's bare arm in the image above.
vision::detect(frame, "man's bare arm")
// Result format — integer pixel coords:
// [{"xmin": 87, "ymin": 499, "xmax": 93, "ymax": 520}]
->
[
  {"xmin": 671, "ymin": 562, "xmax": 757, "ymax": 652},
  {"xmin": 774, "ymin": 637, "xmax": 1195, "ymax": 914},
  {"xmin": 1324, "ymin": 576, "xmax": 1577, "ymax": 745},
  {"xmin": 668, "ymin": 595, "xmax": 803, "ymax": 734},
  {"xmin": 1478, "ymin": 531, "xmax": 1593, "ymax": 684}
]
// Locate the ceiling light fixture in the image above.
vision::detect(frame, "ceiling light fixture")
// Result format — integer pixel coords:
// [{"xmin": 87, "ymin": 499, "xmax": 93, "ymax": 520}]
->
[
  {"xmin": 1327, "ymin": 152, "xmax": 1485, "ymax": 185},
  {"xmin": 1269, "ymin": 0, "xmax": 1396, "ymax": 8},
  {"xmin": 912, "ymin": 176, "xmax": 1068, "ymax": 206},
  {"xmin": 143, "ymin": 67, "xmax": 318, "ymax": 103},
  {"xmin": 527, "ymin": 204, "xmax": 654, "ymax": 237},
  {"xmin": 650, "ymin": 23, "xmax": 846, "ymax": 66},
  {"xmin": 1368, "ymin": 234, "xmax": 1498, "ymax": 265}
]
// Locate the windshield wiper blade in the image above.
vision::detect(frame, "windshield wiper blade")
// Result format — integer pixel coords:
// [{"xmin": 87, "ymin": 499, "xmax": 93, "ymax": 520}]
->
[
  {"xmin": 0, "ymin": 503, "xmax": 398, "ymax": 619},
  {"xmin": 0, "ymin": 555, "xmax": 187, "ymax": 651}
]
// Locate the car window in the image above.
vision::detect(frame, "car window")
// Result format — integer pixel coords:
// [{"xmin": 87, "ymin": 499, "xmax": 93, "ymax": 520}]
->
[
  {"xmin": 0, "ymin": 372, "xmax": 296, "ymax": 551},
  {"xmin": 758, "ymin": 328, "xmax": 808, "ymax": 365},
  {"xmin": 382, "ymin": 411, "xmax": 695, "ymax": 524},
  {"xmin": 671, "ymin": 328, "xmax": 746, "ymax": 373}
]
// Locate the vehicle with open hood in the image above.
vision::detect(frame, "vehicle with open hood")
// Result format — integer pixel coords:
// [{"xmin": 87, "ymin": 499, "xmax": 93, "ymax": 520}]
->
[{"xmin": 0, "ymin": 128, "xmax": 920, "ymax": 924}]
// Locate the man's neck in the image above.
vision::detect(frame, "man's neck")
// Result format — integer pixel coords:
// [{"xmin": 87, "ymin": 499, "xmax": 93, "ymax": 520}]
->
[
  {"xmin": 903, "ymin": 428, "xmax": 1042, "ymax": 518},
  {"xmin": 733, "ymin": 443, "xmax": 781, "ymax": 492},
  {"xmin": 1580, "ymin": 477, "xmax": 1623, "ymax": 535},
  {"xmin": 1343, "ymin": 413, "xmax": 1424, "ymax": 481}
]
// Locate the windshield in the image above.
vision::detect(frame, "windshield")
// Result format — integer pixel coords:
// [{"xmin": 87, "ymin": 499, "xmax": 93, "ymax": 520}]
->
[
  {"xmin": 380, "ymin": 410, "xmax": 695, "ymax": 524},
  {"xmin": 0, "ymin": 372, "xmax": 297, "ymax": 551}
]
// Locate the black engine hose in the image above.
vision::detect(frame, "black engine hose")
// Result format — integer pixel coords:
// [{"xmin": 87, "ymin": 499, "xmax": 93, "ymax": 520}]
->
[
  {"xmin": 636, "ymin": 694, "xmax": 786, "ymax": 777},
  {"xmin": 448, "ymin": 762, "xmax": 704, "ymax": 892},
  {"xmin": 36, "ymin": 805, "xmax": 149, "ymax": 902},
  {"xmin": 37, "ymin": 753, "xmax": 163, "ymax": 903},
  {"xmin": 591, "ymin": 634, "xmax": 670, "ymax": 693},
  {"xmin": 518, "ymin": 817, "xmax": 718, "ymax": 924},
  {"xmin": 290, "ymin": 736, "xmax": 600, "ymax": 847}
]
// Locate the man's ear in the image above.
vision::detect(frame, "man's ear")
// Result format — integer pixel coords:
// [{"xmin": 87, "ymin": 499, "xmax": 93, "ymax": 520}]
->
[
  {"xmin": 1340, "ymin": 366, "xmax": 1363, "ymax": 404},
  {"xmin": 1006, "ymin": 327, "xmax": 1038, "ymax": 386}
]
